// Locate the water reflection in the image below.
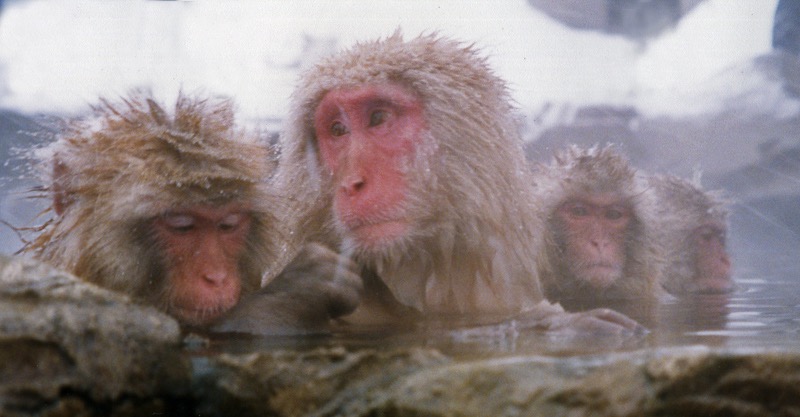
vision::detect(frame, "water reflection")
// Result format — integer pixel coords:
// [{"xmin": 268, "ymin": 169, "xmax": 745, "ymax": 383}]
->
[{"xmin": 192, "ymin": 247, "xmax": 800, "ymax": 360}]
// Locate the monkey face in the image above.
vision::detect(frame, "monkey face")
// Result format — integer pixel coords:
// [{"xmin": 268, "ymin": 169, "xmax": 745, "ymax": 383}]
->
[
  {"xmin": 690, "ymin": 223, "xmax": 733, "ymax": 294},
  {"xmin": 151, "ymin": 203, "xmax": 252, "ymax": 326},
  {"xmin": 554, "ymin": 194, "xmax": 633, "ymax": 289},
  {"xmin": 314, "ymin": 82, "xmax": 427, "ymax": 252}
]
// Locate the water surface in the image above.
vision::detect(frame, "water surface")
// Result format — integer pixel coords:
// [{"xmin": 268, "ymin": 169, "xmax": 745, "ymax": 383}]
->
[{"xmin": 199, "ymin": 244, "xmax": 800, "ymax": 360}]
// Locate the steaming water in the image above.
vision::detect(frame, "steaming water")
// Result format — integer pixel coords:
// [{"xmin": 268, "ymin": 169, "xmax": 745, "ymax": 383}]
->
[
  {"xmin": 200, "ymin": 241, "xmax": 800, "ymax": 359},
  {"xmin": 1, "ymin": 0, "xmax": 797, "ymax": 360},
  {"xmin": 654, "ymin": 250, "xmax": 800, "ymax": 350}
]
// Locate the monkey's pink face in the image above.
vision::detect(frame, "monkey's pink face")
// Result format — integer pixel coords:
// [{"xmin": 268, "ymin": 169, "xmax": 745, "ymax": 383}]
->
[
  {"xmin": 691, "ymin": 223, "xmax": 734, "ymax": 293},
  {"xmin": 555, "ymin": 194, "xmax": 633, "ymax": 289},
  {"xmin": 314, "ymin": 83, "xmax": 427, "ymax": 251},
  {"xmin": 152, "ymin": 203, "xmax": 251, "ymax": 326}
]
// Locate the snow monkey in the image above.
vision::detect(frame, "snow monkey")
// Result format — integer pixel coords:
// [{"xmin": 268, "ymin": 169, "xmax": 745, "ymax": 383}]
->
[
  {"xmin": 534, "ymin": 145, "xmax": 664, "ymax": 322},
  {"xmin": 649, "ymin": 174, "xmax": 733, "ymax": 295},
  {"xmin": 274, "ymin": 33, "xmax": 641, "ymax": 333},
  {"xmin": 20, "ymin": 91, "xmax": 361, "ymax": 334}
]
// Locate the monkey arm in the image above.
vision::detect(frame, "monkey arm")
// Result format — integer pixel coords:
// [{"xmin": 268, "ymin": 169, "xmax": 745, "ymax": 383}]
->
[
  {"xmin": 511, "ymin": 301, "xmax": 646, "ymax": 335},
  {"xmin": 210, "ymin": 243, "xmax": 363, "ymax": 335}
]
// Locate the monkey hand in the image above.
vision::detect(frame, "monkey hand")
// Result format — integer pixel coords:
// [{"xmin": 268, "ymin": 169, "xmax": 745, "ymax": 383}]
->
[
  {"xmin": 264, "ymin": 242, "xmax": 363, "ymax": 318},
  {"xmin": 210, "ymin": 243, "xmax": 362, "ymax": 335},
  {"xmin": 513, "ymin": 302, "xmax": 646, "ymax": 335}
]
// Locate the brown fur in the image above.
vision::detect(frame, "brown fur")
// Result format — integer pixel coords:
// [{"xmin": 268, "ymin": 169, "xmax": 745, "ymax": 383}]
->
[
  {"xmin": 20, "ymin": 90, "xmax": 280, "ymax": 309},
  {"xmin": 648, "ymin": 174, "xmax": 731, "ymax": 295},
  {"xmin": 275, "ymin": 32, "xmax": 547, "ymax": 316},
  {"xmin": 534, "ymin": 145, "xmax": 663, "ymax": 320}
]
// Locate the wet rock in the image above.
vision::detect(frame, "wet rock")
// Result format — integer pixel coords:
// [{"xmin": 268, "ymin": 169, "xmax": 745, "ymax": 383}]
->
[
  {"xmin": 0, "ymin": 254, "xmax": 192, "ymax": 417},
  {"xmin": 2, "ymin": 255, "xmax": 797, "ymax": 416},
  {"xmin": 193, "ymin": 345, "xmax": 450, "ymax": 417},
  {"xmin": 400, "ymin": 347, "xmax": 800, "ymax": 417},
  {"xmin": 195, "ymin": 345, "xmax": 800, "ymax": 417}
]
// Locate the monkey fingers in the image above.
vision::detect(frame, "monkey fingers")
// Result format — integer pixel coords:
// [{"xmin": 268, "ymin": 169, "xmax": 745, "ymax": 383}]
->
[
  {"xmin": 264, "ymin": 242, "xmax": 363, "ymax": 318},
  {"xmin": 512, "ymin": 303, "xmax": 646, "ymax": 335},
  {"xmin": 210, "ymin": 294, "xmax": 330, "ymax": 335},
  {"xmin": 571, "ymin": 308, "xmax": 647, "ymax": 334}
]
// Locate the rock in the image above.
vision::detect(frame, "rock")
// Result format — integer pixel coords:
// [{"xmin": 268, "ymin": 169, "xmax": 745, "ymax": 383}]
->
[
  {"xmin": 389, "ymin": 347, "xmax": 800, "ymax": 416},
  {"xmin": 0, "ymin": 254, "xmax": 192, "ymax": 417},
  {"xmin": 2, "ymin": 254, "xmax": 798, "ymax": 416},
  {"xmin": 194, "ymin": 345, "xmax": 800, "ymax": 417},
  {"xmin": 193, "ymin": 345, "xmax": 450, "ymax": 417}
]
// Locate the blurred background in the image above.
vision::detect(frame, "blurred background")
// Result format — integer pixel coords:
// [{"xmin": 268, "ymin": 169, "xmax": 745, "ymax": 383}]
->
[{"xmin": 0, "ymin": 0, "xmax": 797, "ymax": 270}]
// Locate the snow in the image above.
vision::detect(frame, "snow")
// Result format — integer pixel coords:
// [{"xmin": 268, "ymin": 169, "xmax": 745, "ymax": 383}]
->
[{"xmin": 0, "ymin": 0, "xmax": 787, "ymax": 121}]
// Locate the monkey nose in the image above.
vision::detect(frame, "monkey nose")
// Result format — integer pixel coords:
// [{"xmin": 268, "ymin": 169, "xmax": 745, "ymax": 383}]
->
[
  {"xmin": 203, "ymin": 271, "xmax": 228, "ymax": 286},
  {"xmin": 589, "ymin": 238, "xmax": 611, "ymax": 253},
  {"xmin": 341, "ymin": 175, "xmax": 366, "ymax": 197}
]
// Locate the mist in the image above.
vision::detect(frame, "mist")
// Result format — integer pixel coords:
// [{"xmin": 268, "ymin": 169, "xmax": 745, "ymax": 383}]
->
[{"xmin": 0, "ymin": 0, "xmax": 797, "ymax": 271}]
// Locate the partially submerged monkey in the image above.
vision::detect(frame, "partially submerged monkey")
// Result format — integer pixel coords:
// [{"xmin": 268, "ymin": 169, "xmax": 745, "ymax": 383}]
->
[
  {"xmin": 20, "ymin": 91, "xmax": 361, "ymax": 334},
  {"xmin": 648, "ymin": 174, "xmax": 733, "ymax": 295},
  {"xmin": 534, "ymin": 145, "xmax": 664, "ymax": 323},
  {"xmin": 274, "ymin": 33, "xmax": 640, "ymax": 333}
]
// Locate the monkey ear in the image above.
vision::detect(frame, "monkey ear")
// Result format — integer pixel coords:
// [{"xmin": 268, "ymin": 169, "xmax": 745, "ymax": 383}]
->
[
  {"xmin": 146, "ymin": 98, "xmax": 170, "ymax": 127},
  {"xmin": 51, "ymin": 159, "xmax": 71, "ymax": 216}
]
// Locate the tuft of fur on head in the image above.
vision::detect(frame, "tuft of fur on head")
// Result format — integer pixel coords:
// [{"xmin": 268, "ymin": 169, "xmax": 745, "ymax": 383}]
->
[
  {"xmin": 534, "ymin": 144, "xmax": 664, "ymax": 301},
  {"xmin": 20, "ymin": 90, "xmax": 279, "ymax": 300},
  {"xmin": 276, "ymin": 32, "xmax": 545, "ymax": 314},
  {"xmin": 649, "ymin": 174, "xmax": 729, "ymax": 229},
  {"xmin": 648, "ymin": 174, "xmax": 730, "ymax": 294}
]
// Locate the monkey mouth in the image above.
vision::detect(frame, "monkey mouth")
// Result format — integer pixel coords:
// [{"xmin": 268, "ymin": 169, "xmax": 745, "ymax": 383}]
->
[
  {"xmin": 581, "ymin": 263, "xmax": 622, "ymax": 288},
  {"xmin": 347, "ymin": 220, "xmax": 408, "ymax": 248},
  {"xmin": 170, "ymin": 302, "xmax": 234, "ymax": 327}
]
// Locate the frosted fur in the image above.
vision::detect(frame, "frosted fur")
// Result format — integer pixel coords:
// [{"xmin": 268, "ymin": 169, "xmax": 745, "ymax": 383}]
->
[
  {"xmin": 534, "ymin": 144, "xmax": 664, "ymax": 302},
  {"xmin": 21, "ymin": 91, "xmax": 280, "ymax": 300},
  {"xmin": 648, "ymin": 174, "xmax": 730, "ymax": 295},
  {"xmin": 276, "ymin": 33, "xmax": 546, "ymax": 314}
]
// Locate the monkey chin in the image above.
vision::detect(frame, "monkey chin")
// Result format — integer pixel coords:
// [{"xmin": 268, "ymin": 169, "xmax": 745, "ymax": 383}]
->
[
  {"xmin": 578, "ymin": 264, "xmax": 623, "ymax": 290},
  {"xmin": 168, "ymin": 299, "xmax": 237, "ymax": 328},
  {"xmin": 345, "ymin": 220, "xmax": 409, "ymax": 253},
  {"xmin": 690, "ymin": 276, "xmax": 736, "ymax": 295}
]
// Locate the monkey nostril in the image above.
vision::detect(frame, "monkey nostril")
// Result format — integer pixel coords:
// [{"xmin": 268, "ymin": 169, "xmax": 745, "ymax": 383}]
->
[
  {"xmin": 203, "ymin": 272, "xmax": 227, "ymax": 286},
  {"xmin": 342, "ymin": 177, "xmax": 366, "ymax": 196}
]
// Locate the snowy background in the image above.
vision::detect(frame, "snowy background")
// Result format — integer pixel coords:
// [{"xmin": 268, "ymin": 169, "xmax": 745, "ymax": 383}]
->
[
  {"xmin": 0, "ymin": 0, "xmax": 798, "ymax": 262},
  {"xmin": 0, "ymin": 0, "xmax": 782, "ymax": 118}
]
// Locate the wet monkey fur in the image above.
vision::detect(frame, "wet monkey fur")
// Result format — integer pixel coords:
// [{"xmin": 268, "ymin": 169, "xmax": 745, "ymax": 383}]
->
[
  {"xmin": 534, "ymin": 145, "xmax": 664, "ymax": 322},
  {"xmin": 275, "ymin": 33, "xmax": 641, "ymax": 333},
  {"xmin": 649, "ymin": 174, "xmax": 733, "ymax": 295},
  {"xmin": 20, "ymin": 91, "xmax": 361, "ymax": 334}
]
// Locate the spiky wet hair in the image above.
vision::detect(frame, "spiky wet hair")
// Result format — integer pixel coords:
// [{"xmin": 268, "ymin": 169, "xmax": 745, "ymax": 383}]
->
[
  {"xmin": 275, "ymin": 32, "xmax": 546, "ymax": 314},
  {"xmin": 649, "ymin": 174, "xmax": 730, "ymax": 295},
  {"xmin": 278, "ymin": 31, "xmax": 530, "ymax": 242},
  {"xmin": 649, "ymin": 174, "xmax": 729, "ymax": 230},
  {"xmin": 536, "ymin": 144, "xmax": 644, "ymax": 214},
  {"xmin": 535, "ymin": 144, "xmax": 663, "ymax": 301},
  {"xmin": 21, "ymin": 90, "xmax": 277, "ymax": 299}
]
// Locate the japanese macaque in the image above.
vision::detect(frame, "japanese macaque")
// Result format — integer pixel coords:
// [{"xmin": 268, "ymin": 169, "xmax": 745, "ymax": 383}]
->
[
  {"xmin": 273, "ymin": 33, "xmax": 641, "ymax": 333},
  {"xmin": 20, "ymin": 91, "xmax": 361, "ymax": 334},
  {"xmin": 534, "ymin": 145, "xmax": 663, "ymax": 321},
  {"xmin": 648, "ymin": 174, "xmax": 734, "ymax": 295}
]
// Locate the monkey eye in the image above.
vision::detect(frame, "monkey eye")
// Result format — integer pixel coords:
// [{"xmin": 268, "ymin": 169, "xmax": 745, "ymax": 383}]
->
[
  {"xmin": 567, "ymin": 203, "xmax": 590, "ymax": 217},
  {"xmin": 368, "ymin": 109, "xmax": 390, "ymax": 127},
  {"xmin": 605, "ymin": 208, "xmax": 625, "ymax": 220},
  {"xmin": 330, "ymin": 121, "xmax": 349, "ymax": 137},
  {"xmin": 698, "ymin": 226, "xmax": 724, "ymax": 242},
  {"xmin": 218, "ymin": 213, "xmax": 244, "ymax": 232},
  {"xmin": 162, "ymin": 213, "xmax": 195, "ymax": 233}
]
